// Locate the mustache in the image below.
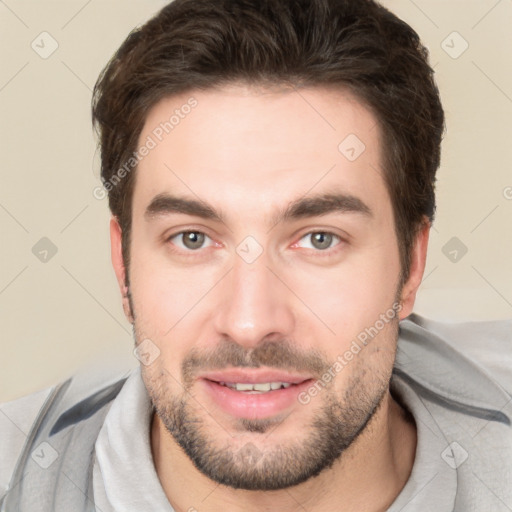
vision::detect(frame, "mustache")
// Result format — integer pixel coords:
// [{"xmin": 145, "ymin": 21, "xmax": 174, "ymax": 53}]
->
[{"xmin": 181, "ymin": 338, "xmax": 330, "ymax": 387}]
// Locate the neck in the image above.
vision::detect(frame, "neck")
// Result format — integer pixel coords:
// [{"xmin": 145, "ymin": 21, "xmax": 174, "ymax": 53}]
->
[{"xmin": 151, "ymin": 390, "xmax": 417, "ymax": 512}]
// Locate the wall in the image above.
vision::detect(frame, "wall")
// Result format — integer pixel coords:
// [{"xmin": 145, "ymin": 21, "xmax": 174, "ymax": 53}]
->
[{"xmin": 1, "ymin": 0, "xmax": 511, "ymax": 401}]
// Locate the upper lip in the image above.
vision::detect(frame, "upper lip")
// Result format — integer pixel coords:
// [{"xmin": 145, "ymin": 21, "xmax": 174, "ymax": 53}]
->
[{"xmin": 199, "ymin": 369, "xmax": 313, "ymax": 385}]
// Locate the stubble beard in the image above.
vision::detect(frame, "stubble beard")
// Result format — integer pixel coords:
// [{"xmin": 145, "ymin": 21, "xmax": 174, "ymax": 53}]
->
[{"xmin": 140, "ymin": 329, "xmax": 396, "ymax": 491}]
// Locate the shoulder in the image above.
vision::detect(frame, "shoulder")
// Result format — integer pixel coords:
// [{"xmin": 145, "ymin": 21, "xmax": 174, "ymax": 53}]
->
[
  {"xmin": 0, "ymin": 385, "xmax": 55, "ymax": 498},
  {"xmin": 396, "ymin": 314, "xmax": 512, "ymax": 508},
  {"xmin": 0, "ymin": 365, "xmax": 134, "ymax": 502},
  {"xmin": 400, "ymin": 313, "xmax": 512, "ymax": 394}
]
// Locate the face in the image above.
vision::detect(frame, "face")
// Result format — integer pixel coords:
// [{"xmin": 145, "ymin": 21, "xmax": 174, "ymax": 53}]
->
[{"xmin": 111, "ymin": 84, "xmax": 426, "ymax": 490}]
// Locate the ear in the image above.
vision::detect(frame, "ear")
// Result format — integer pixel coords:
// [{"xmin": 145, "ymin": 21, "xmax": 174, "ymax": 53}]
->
[
  {"xmin": 110, "ymin": 217, "xmax": 134, "ymax": 323},
  {"xmin": 398, "ymin": 218, "xmax": 430, "ymax": 320}
]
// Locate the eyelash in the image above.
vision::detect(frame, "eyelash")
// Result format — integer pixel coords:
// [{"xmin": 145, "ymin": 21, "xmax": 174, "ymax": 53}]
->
[{"xmin": 165, "ymin": 230, "xmax": 345, "ymax": 257}]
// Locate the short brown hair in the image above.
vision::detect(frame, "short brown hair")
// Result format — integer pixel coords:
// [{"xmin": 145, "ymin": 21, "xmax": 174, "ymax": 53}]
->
[{"xmin": 92, "ymin": 0, "xmax": 445, "ymax": 284}]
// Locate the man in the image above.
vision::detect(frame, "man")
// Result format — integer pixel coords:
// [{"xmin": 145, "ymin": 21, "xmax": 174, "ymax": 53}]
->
[{"xmin": 1, "ymin": 0, "xmax": 511, "ymax": 510}]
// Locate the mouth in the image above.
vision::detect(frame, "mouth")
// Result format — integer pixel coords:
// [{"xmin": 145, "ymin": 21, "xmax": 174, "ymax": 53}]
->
[{"xmin": 198, "ymin": 369, "xmax": 314, "ymax": 420}]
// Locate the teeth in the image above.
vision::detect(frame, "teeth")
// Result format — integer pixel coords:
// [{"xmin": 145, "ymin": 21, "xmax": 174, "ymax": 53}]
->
[
  {"xmin": 236, "ymin": 383, "xmax": 257, "ymax": 392},
  {"xmin": 220, "ymin": 382, "xmax": 293, "ymax": 392}
]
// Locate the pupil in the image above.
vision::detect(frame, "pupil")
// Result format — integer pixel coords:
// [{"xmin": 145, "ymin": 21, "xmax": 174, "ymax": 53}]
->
[
  {"xmin": 184, "ymin": 232, "xmax": 204, "ymax": 249},
  {"xmin": 312, "ymin": 232, "xmax": 331, "ymax": 250}
]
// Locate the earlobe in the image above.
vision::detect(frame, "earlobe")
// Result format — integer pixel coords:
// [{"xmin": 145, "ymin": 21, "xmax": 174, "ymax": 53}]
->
[
  {"xmin": 110, "ymin": 217, "xmax": 134, "ymax": 323},
  {"xmin": 398, "ymin": 219, "xmax": 430, "ymax": 320}
]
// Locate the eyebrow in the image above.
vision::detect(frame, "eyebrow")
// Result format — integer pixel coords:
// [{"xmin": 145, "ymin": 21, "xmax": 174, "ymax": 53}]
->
[{"xmin": 144, "ymin": 191, "xmax": 372, "ymax": 226}]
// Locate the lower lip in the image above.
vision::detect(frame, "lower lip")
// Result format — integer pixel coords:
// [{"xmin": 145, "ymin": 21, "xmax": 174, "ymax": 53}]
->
[{"xmin": 201, "ymin": 379, "xmax": 313, "ymax": 420}]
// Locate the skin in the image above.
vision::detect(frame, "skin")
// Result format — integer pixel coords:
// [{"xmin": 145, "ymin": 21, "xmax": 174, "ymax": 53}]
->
[{"xmin": 110, "ymin": 84, "xmax": 429, "ymax": 511}]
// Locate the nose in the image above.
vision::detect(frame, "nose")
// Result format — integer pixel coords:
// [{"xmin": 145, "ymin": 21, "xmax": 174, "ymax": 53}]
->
[{"xmin": 212, "ymin": 250, "xmax": 295, "ymax": 349}]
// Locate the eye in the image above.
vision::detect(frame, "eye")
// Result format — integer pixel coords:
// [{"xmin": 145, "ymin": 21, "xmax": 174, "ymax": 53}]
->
[
  {"xmin": 167, "ymin": 231, "xmax": 214, "ymax": 251},
  {"xmin": 295, "ymin": 231, "xmax": 342, "ymax": 251}
]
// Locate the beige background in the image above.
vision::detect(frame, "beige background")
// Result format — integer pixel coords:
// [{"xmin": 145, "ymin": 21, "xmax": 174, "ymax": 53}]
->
[{"xmin": 1, "ymin": 0, "xmax": 511, "ymax": 402}]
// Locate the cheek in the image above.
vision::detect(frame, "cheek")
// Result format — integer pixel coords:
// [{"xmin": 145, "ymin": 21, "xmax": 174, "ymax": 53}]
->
[
  {"xmin": 282, "ymin": 245, "xmax": 401, "ymax": 343},
  {"xmin": 128, "ymin": 246, "xmax": 223, "ymax": 346},
  {"xmin": 131, "ymin": 269, "xmax": 193, "ymax": 336}
]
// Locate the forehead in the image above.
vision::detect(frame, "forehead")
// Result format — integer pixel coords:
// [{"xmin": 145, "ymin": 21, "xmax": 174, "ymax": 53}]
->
[{"xmin": 133, "ymin": 84, "xmax": 388, "ymax": 223}]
